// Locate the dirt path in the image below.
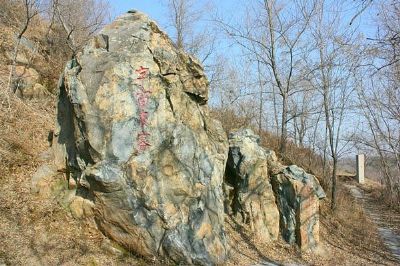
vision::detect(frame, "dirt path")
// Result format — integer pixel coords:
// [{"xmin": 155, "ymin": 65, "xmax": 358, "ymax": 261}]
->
[{"xmin": 345, "ymin": 183, "xmax": 400, "ymax": 263}]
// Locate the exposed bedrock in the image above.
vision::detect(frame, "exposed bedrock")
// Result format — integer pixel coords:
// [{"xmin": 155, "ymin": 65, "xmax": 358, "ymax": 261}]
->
[
  {"xmin": 53, "ymin": 10, "xmax": 228, "ymax": 265},
  {"xmin": 224, "ymin": 129, "xmax": 280, "ymax": 243},
  {"xmin": 224, "ymin": 129, "xmax": 326, "ymax": 250}
]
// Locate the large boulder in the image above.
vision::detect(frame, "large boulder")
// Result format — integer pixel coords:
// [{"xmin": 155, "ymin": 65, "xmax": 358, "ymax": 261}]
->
[
  {"xmin": 53, "ymin": 10, "xmax": 228, "ymax": 265},
  {"xmin": 224, "ymin": 129, "xmax": 280, "ymax": 242},
  {"xmin": 271, "ymin": 165, "xmax": 326, "ymax": 250}
]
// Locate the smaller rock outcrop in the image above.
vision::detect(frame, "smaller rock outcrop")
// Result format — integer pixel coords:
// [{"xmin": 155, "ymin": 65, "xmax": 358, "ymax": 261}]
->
[
  {"xmin": 11, "ymin": 66, "xmax": 49, "ymax": 98},
  {"xmin": 225, "ymin": 128, "xmax": 326, "ymax": 250},
  {"xmin": 225, "ymin": 129, "xmax": 280, "ymax": 242},
  {"xmin": 271, "ymin": 165, "xmax": 326, "ymax": 250}
]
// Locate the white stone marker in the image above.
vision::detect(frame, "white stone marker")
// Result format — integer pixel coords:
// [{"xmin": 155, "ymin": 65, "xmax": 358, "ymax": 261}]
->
[{"xmin": 356, "ymin": 154, "xmax": 365, "ymax": 184}]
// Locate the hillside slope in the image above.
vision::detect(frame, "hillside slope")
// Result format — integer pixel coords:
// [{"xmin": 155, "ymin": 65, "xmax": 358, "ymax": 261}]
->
[{"xmin": 0, "ymin": 82, "xmax": 398, "ymax": 265}]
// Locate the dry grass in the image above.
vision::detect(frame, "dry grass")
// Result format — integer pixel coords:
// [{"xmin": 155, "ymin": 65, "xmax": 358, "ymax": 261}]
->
[
  {"xmin": 315, "ymin": 179, "xmax": 399, "ymax": 266},
  {"xmin": 0, "ymin": 85, "xmax": 53, "ymax": 176},
  {"xmin": 224, "ymin": 217, "xmax": 304, "ymax": 265}
]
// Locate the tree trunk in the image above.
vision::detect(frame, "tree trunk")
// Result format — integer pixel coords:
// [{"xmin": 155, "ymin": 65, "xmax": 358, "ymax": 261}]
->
[
  {"xmin": 8, "ymin": 2, "xmax": 31, "ymax": 93},
  {"xmin": 322, "ymin": 125, "xmax": 328, "ymax": 180},
  {"xmin": 257, "ymin": 59, "xmax": 263, "ymax": 134},
  {"xmin": 272, "ymin": 85, "xmax": 279, "ymax": 137},
  {"xmin": 331, "ymin": 155, "xmax": 338, "ymax": 210},
  {"xmin": 7, "ymin": 37, "xmax": 22, "ymax": 93},
  {"xmin": 280, "ymin": 93, "xmax": 288, "ymax": 155}
]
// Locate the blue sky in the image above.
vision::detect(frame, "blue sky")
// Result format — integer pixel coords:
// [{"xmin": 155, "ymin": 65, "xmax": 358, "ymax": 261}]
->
[
  {"xmin": 111, "ymin": 1, "xmax": 168, "ymax": 26},
  {"xmin": 108, "ymin": 1, "xmax": 378, "ymax": 156},
  {"xmin": 109, "ymin": 0, "xmax": 377, "ymax": 62},
  {"xmin": 109, "ymin": 0, "xmax": 376, "ymax": 38},
  {"xmin": 109, "ymin": 0, "xmax": 243, "ymax": 63},
  {"xmin": 110, "ymin": 0, "xmax": 238, "ymax": 37}
]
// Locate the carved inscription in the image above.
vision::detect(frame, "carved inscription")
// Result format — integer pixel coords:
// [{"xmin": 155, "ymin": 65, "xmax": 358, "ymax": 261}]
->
[{"xmin": 135, "ymin": 66, "xmax": 151, "ymax": 152}]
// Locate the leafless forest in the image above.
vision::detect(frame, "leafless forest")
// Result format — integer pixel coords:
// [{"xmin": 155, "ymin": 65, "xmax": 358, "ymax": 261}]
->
[{"xmin": 164, "ymin": 0, "xmax": 400, "ymax": 209}]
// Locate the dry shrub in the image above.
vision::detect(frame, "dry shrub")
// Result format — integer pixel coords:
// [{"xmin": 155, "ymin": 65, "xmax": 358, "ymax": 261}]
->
[
  {"xmin": 210, "ymin": 107, "xmax": 257, "ymax": 135},
  {"xmin": 318, "ymin": 182, "xmax": 397, "ymax": 264},
  {"xmin": 0, "ymin": 78, "xmax": 54, "ymax": 177},
  {"xmin": 259, "ymin": 131, "xmax": 326, "ymax": 172},
  {"xmin": 0, "ymin": 0, "xmax": 72, "ymax": 92},
  {"xmin": 363, "ymin": 180, "xmax": 400, "ymax": 212}
]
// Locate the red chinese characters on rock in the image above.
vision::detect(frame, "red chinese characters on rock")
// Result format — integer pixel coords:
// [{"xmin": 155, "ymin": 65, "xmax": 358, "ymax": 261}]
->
[
  {"xmin": 136, "ymin": 66, "xmax": 149, "ymax": 80},
  {"xmin": 136, "ymin": 90, "xmax": 151, "ymax": 109},
  {"xmin": 139, "ymin": 111, "xmax": 149, "ymax": 125},
  {"xmin": 137, "ymin": 131, "xmax": 151, "ymax": 151},
  {"xmin": 135, "ymin": 66, "xmax": 151, "ymax": 152}
]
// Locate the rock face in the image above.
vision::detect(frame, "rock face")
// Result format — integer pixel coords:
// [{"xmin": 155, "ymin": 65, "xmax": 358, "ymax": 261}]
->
[
  {"xmin": 224, "ymin": 129, "xmax": 280, "ymax": 242},
  {"xmin": 54, "ymin": 11, "xmax": 228, "ymax": 265},
  {"xmin": 271, "ymin": 165, "xmax": 326, "ymax": 250},
  {"xmin": 225, "ymin": 129, "xmax": 325, "ymax": 250}
]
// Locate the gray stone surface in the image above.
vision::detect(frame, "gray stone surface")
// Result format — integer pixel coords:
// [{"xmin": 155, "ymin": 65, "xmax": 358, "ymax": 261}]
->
[
  {"xmin": 53, "ymin": 10, "xmax": 228, "ymax": 265},
  {"xmin": 225, "ymin": 129, "xmax": 280, "ymax": 242},
  {"xmin": 31, "ymin": 164, "xmax": 57, "ymax": 191},
  {"xmin": 224, "ymin": 129, "xmax": 326, "ymax": 250},
  {"xmin": 271, "ymin": 165, "xmax": 326, "ymax": 250}
]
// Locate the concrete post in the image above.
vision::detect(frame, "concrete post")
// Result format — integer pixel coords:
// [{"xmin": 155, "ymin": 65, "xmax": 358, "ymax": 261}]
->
[{"xmin": 356, "ymin": 154, "xmax": 365, "ymax": 184}]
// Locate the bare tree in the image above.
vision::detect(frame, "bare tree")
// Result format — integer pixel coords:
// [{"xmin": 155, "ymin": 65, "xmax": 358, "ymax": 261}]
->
[
  {"xmin": 356, "ymin": 80, "xmax": 400, "ymax": 205},
  {"xmin": 7, "ymin": 0, "xmax": 41, "ymax": 92},
  {"xmin": 166, "ymin": 0, "xmax": 195, "ymax": 50},
  {"xmin": 164, "ymin": 0, "xmax": 215, "ymax": 62},
  {"xmin": 216, "ymin": 0, "xmax": 317, "ymax": 156},
  {"xmin": 372, "ymin": 0, "xmax": 400, "ymax": 71},
  {"xmin": 355, "ymin": 0, "xmax": 400, "ymax": 205},
  {"xmin": 289, "ymin": 82, "xmax": 319, "ymax": 147},
  {"xmin": 48, "ymin": 0, "xmax": 110, "ymax": 56},
  {"xmin": 349, "ymin": 0, "xmax": 373, "ymax": 25},
  {"xmin": 307, "ymin": 0, "xmax": 360, "ymax": 210},
  {"xmin": 210, "ymin": 56, "xmax": 260, "ymax": 132}
]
